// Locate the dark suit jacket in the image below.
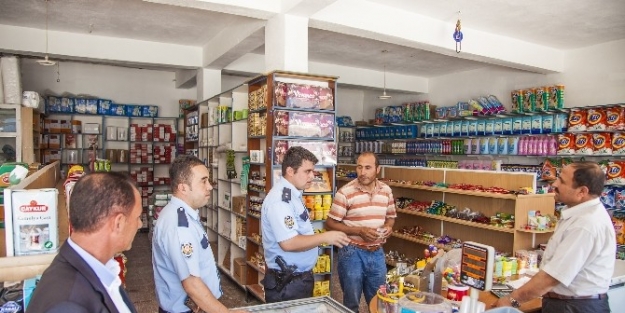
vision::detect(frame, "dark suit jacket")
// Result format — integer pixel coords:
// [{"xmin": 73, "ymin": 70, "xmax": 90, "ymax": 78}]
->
[{"xmin": 27, "ymin": 241, "xmax": 137, "ymax": 313}]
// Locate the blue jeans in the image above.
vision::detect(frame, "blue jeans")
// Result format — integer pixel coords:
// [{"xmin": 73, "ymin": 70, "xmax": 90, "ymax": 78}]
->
[{"xmin": 337, "ymin": 245, "xmax": 386, "ymax": 312}]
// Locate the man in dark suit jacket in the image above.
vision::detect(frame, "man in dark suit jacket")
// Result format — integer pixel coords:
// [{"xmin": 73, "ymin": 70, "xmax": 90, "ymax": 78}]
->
[{"xmin": 28, "ymin": 172, "xmax": 142, "ymax": 313}]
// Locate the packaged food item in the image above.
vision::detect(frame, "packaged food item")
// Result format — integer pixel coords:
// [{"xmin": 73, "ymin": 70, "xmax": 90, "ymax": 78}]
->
[
  {"xmin": 548, "ymin": 85, "xmax": 565, "ymax": 109},
  {"xmin": 586, "ymin": 108, "xmax": 607, "ymax": 131},
  {"xmin": 568, "ymin": 109, "xmax": 587, "ymax": 132},
  {"xmin": 523, "ymin": 89, "xmax": 536, "ymax": 112},
  {"xmin": 535, "ymin": 87, "xmax": 549, "ymax": 111},
  {"xmin": 612, "ymin": 211, "xmax": 625, "ymax": 245},
  {"xmin": 606, "ymin": 106, "xmax": 625, "ymax": 131},
  {"xmin": 593, "ymin": 133, "xmax": 612, "ymax": 155},
  {"xmin": 511, "ymin": 90, "xmax": 524, "ymax": 113},
  {"xmin": 557, "ymin": 133, "xmax": 576, "ymax": 155},
  {"xmin": 613, "ymin": 133, "xmax": 625, "ymax": 155}
]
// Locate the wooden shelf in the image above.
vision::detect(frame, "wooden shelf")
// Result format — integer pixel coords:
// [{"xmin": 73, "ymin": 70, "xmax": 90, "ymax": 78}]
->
[
  {"xmin": 516, "ymin": 228, "xmax": 555, "ymax": 234},
  {"xmin": 247, "ymin": 236, "xmax": 262, "ymax": 247},
  {"xmin": 390, "ymin": 233, "xmax": 437, "ymax": 247},
  {"xmin": 385, "ymin": 181, "xmax": 552, "ymax": 200},
  {"xmin": 396, "ymin": 209, "xmax": 515, "ymax": 233},
  {"xmin": 246, "ymin": 284, "xmax": 265, "ymax": 303},
  {"xmin": 217, "ymin": 264, "xmax": 246, "ymax": 289},
  {"xmin": 246, "ymin": 260, "xmax": 266, "ymax": 275}
]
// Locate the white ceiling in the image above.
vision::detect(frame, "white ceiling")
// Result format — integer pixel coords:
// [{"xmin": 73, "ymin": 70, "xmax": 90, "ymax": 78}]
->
[{"xmin": 0, "ymin": 0, "xmax": 624, "ymax": 78}]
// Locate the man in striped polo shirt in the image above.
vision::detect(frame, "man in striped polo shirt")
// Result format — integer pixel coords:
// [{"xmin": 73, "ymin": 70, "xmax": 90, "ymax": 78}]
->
[{"xmin": 326, "ymin": 152, "xmax": 396, "ymax": 312}]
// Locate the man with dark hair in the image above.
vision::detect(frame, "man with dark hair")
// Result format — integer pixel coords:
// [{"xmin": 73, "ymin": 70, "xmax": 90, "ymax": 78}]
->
[
  {"xmin": 153, "ymin": 155, "xmax": 246, "ymax": 313},
  {"xmin": 494, "ymin": 161, "xmax": 615, "ymax": 312},
  {"xmin": 261, "ymin": 146, "xmax": 350, "ymax": 303},
  {"xmin": 28, "ymin": 172, "xmax": 141, "ymax": 313},
  {"xmin": 326, "ymin": 151, "xmax": 396, "ymax": 312}
]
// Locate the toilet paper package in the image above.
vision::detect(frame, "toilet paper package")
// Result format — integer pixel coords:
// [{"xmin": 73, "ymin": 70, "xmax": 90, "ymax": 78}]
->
[
  {"xmin": 22, "ymin": 91, "xmax": 42, "ymax": 111},
  {"xmin": 1, "ymin": 56, "xmax": 22, "ymax": 105}
]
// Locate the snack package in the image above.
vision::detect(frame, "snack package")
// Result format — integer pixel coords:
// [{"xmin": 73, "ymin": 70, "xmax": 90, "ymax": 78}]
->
[
  {"xmin": 574, "ymin": 133, "xmax": 593, "ymax": 155},
  {"xmin": 317, "ymin": 87, "xmax": 334, "ymax": 110},
  {"xmin": 612, "ymin": 211, "xmax": 625, "ymax": 245},
  {"xmin": 541, "ymin": 159, "xmax": 558, "ymax": 181},
  {"xmin": 535, "ymin": 87, "xmax": 549, "ymax": 111},
  {"xmin": 614, "ymin": 186, "xmax": 625, "ymax": 210},
  {"xmin": 593, "ymin": 133, "xmax": 613, "ymax": 155},
  {"xmin": 548, "ymin": 85, "xmax": 565, "ymax": 109},
  {"xmin": 568, "ymin": 109, "xmax": 587, "ymax": 132},
  {"xmin": 600, "ymin": 186, "xmax": 615, "ymax": 210},
  {"xmin": 286, "ymin": 83, "xmax": 319, "ymax": 109},
  {"xmin": 274, "ymin": 82, "xmax": 287, "ymax": 107},
  {"xmin": 0, "ymin": 276, "xmax": 40, "ymax": 313},
  {"xmin": 586, "ymin": 108, "xmax": 607, "ymax": 131}
]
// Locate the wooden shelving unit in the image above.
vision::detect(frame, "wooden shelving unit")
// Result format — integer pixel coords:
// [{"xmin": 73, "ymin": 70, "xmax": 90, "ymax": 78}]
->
[
  {"xmin": 244, "ymin": 71, "xmax": 339, "ymax": 303},
  {"xmin": 338, "ymin": 165, "xmax": 555, "ymax": 261}
]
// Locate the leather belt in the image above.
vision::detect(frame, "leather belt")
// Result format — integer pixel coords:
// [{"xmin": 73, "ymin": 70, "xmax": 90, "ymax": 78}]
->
[
  {"xmin": 158, "ymin": 308, "xmax": 191, "ymax": 313},
  {"xmin": 544, "ymin": 292, "xmax": 607, "ymax": 300},
  {"xmin": 351, "ymin": 242, "xmax": 381, "ymax": 252}
]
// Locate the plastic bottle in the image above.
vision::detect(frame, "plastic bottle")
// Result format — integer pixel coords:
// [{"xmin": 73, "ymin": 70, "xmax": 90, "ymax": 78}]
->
[
  {"xmin": 518, "ymin": 137, "xmax": 526, "ymax": 155},
  {"xmin": 464, "ymin": 139, "xmax": 472, "ymax": 154}
]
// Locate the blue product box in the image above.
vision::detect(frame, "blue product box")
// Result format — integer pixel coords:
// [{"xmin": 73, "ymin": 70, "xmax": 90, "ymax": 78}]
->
[
  {"xmin": 522, "ymin": 116, "xmax": 532, "ymax": 134},
  {"xmin": 453, "ymin": 121, "xmax": 461, "ymax": 137},
  {"xmin": 74, "ymin": 98, "xmax": 88, "ymax": 114},
  {"xmin": 542, "ymin": 114, "xmax": 554, "ymax": 134},
  {"xmin": 98, "ymin": 99, "xmax": 112, "ymax": 115},
  {"xmin": 494, "ymin": 119, "xmax": 503, "ymax": 135},
  {"xmin": 422, "ymin": 124, "xmax": 432, "ymax": 138},
  {"xmin": 46, "ymin": 96, "xmax": 61, "ymax": 113},
  {"xmin": 432, "ymin": 123, "xmax": 440, "ymax": 138},
  {"xmin": 408, "ymin": 125, "xmax": 417, "ymax": 138},
  {"xmin": 141, "ymin": 105, "xmax": 158, "ymax": 117},
  {"xmin": 461, "ymin": 120, "xmax": 469, "ymax": 136},
  {"xmin": 439, "ymin": 122, "xmax": 447, "ymax": 137},
  {"xmin": 485, "ymin": 120, "xmax": 494, "ymax": 136},
  {"xmin": 60, "ymin": 97, "xmax": 74, "ymax": 113},
  {"xmin": 109, "ymin": 104, "xmax": 126, "ymax": 116},
  {"xmin": 512, "ymin": 117, "xmax": 523, "ymax": 135},
  {"xmin": 477, "ymin": 120, "xmax": 486, "ymax": 136},
  {"xmin": 531, "ymin": 115, "xmax": 543, "ymax": 134},
  {"xmin": 126, "ymin": 105, "xmax": 142, "ymax": 117},
  {"xmin": 468, "ymin": 121, "xmax": 478, "ymax": 136},
  {"xmin": 502, "ymin": 118, "xmax": 513, "ymax": 135},
  {"xmin": 85, "ymin": 99, "xmax": 99, "ymax": 115}
]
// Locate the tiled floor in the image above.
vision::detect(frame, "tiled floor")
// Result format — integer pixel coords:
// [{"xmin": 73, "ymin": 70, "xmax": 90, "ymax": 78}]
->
[{"xmin": 125, "ymin": 232, "xmax": 368, "ymax": 312}]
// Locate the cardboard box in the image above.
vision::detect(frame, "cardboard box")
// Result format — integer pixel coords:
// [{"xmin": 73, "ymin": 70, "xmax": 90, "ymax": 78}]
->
[
  {"xmin": 9, "ymin": 189, "xmax": 59, "ymax": 256},
  {"xmin": 232, "ymin": 196, "xmax": 246, "ymax": 215},
  {"xmin": 233, "ymin": 257, "xmax": 247, "ymax": 284}
]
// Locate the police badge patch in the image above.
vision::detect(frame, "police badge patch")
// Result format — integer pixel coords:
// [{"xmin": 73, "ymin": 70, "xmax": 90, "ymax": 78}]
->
[
  {"xmin": 284, "ymin": 216, "xmax": 295, "ymax": 229},
  {"xmin": 181, "ymin": 242, "xmax": 193, "ymax": 258}
]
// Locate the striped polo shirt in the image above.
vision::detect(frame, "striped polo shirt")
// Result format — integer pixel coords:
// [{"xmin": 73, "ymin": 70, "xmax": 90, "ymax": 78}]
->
[{"xmin": 329, "ymin": 179, "xmax": 396, "ymax": 246}]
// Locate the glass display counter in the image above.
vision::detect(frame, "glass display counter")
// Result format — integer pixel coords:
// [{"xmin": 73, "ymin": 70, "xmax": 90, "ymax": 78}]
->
[{"xmin": 237, "ymin": 296, "xmax": 352, "ymax": 313}]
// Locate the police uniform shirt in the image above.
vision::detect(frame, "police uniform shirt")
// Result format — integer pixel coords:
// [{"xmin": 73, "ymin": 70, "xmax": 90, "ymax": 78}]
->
[
  {"xmin": 261, "ymin": 177, "xmax": 317, "ymax": 272},
  {"xmin": 152, "ymin": 196, "xmax": 222, "ymax": 312}
]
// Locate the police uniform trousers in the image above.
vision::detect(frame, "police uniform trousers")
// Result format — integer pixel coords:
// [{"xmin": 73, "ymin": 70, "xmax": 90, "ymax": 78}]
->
[
  {"xmin": 262, "ymin": 268, "xmax": 314, "ymax": 303},
  {"xmin": 542, "ymin": 293, "xmax": 610, "ymax": 313}
]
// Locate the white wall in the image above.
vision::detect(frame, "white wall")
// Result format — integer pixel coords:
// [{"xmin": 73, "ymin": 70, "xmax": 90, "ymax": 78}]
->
[
  {"xmin": 426, "ymin": 39, "xmax": 625, "ymax": 111},
  {"xmin": 21, "ymin": 60, "xmax": 197, "ymax": 117},
  {"xmin": 336, "ymin": 87, "xmax": 365, "ymax": 121}
]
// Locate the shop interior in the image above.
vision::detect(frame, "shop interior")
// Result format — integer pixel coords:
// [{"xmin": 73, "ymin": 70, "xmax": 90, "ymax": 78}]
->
[{"xmin": 1, "ymin": 0, "xmax": 625, "ymax": 312}]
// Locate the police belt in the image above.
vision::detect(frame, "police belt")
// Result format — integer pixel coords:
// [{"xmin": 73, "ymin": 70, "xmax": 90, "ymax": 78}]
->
[
  {"xmin": 266, "ymin": 268, "xmax": 313, "ymax": 282},
  {"xmin": 543, "ymin": 292, "xmax": 608, "ymax": 300}
]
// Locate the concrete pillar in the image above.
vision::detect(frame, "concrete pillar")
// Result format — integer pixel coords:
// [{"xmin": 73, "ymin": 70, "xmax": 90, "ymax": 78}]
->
[
  {"xmin": 265, "ymin": 14, "xmax": 309, "ymax": 72},
  {"xmin": 196, "ymin": 68, "xmax": 221, "ymax": 101}
]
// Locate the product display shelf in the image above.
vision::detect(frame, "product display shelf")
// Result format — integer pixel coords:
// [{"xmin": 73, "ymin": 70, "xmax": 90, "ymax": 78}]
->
[
  {"xmin": 195, "ymin": 85, "xmax": 251, "ymax": 290},
  {"xmin": 337, "ymin": 125, "xmax": 355, "ymax": 164},
  {"xmin": 337, "ymin": 165, "xmax": 555, "ymax": 261},
  {"xmin": 0, "ymin": 104, "xmax": 38, "ymax": 165},
  {"xmin": 245, "ymin": 71, "xmax": 339, "ymax": 303}
]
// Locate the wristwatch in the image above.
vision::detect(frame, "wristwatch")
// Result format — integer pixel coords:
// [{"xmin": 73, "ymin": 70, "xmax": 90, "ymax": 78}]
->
[{"xmin": 509, "ymin": 296, "xmax": 521, "ymax": 308}]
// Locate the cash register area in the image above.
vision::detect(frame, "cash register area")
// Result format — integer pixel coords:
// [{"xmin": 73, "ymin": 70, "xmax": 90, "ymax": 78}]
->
[{"xmin": 124, "ymin": 232, "xmax": 369, "ymax": 313}]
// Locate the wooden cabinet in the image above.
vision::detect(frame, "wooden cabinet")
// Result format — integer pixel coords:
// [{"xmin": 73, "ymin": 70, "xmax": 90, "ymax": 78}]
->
[
  {"xmin": 0, "ymin": 104, "xmax": 39, "ymax": 164},
  {"xmin": 338, "ymin": 165, "xmax": 555, "ymax": 261}
]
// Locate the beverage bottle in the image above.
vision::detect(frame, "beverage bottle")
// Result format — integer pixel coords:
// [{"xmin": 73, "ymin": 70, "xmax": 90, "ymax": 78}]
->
[{"xmin": 464, "ymin": 139, "xmax": 472, "ymax": 154}]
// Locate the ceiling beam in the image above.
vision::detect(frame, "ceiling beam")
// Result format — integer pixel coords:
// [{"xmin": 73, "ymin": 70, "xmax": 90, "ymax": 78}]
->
[
  {"xmin": 202, "ymin": 20, "xmax": 265, "ymax": 68},
  {"xmin": 143, "ymin": 0, "xmax": 281, "ymax": 19},
  {"xmin": 0, "ymin": 25, "xmax": 202, "ymax": 69},
  {"xmin": 309, "ymin": 0, "xmax": 564, "ymax": 74}
]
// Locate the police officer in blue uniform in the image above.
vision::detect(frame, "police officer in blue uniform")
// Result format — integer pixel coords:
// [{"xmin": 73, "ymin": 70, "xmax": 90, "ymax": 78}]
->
[
  {"xmin": 153, "ymin": 155, "xmax": 247, "ymax": 313},
  {"xmin": 261, "ymin": 147, "xmax": 350, "ymax": 303}
]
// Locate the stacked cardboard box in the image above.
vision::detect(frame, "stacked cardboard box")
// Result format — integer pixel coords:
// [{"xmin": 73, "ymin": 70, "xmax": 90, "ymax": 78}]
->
[
  {"xmin": 130, "ymin": 143, "xmax": 153, "ymax": 164},
  {"xmin": 130, "ymin": 123, "xmax": 153, "ymax": 142},
  {"xmin": 153, "ymin": 124, "xmax": 176, "ymax": 142}
]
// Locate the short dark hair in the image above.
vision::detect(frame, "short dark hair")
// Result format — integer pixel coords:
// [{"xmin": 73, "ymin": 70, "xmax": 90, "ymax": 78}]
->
[
  {"xmin": 170, "ymin": 155, "xmax": 205, "ymax": 191},
  {"xmin": 282, "ymin": 146, "xmax": 318, "ymax": 176},
  {"xmin": 358, "ymin": 151, "xmax": 380, "ymax": 167},
  {"xmin": 69, "ymin": 172, "xmax": 138, "ymax": 233},
  {"xmin": 570, "ymin": 161, "xmax": 605, "ymax": 196}
]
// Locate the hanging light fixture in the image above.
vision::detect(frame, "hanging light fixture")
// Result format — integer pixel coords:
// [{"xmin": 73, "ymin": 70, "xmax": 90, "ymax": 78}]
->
[
  {"xmin": 378, "ymin": 50, "xmax": 391, "ymax": 100},
  {"xmin": 37, "ymin": 0, "xmax": 56, "ymax": 66}
]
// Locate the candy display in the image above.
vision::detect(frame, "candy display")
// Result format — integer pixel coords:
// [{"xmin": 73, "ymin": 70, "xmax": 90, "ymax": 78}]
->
[
  {"xmin": 274, "ymin": 110, "xmax": 335, "ymax": 138},
  {"xmin": 274, "ymin": 82, "xmax": 334, "ymax": 110}
]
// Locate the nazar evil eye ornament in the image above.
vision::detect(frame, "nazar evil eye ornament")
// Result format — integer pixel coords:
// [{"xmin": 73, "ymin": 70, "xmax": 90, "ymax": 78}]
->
[{"xmin": 453, "ymin": 11, "xmax": 463, "ymax": 53}]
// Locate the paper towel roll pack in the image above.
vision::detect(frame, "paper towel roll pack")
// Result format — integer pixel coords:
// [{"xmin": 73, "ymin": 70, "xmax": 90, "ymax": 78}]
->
[{"xmin": 1, "ymin": 56, "xmax": 22, "ymax": 105}]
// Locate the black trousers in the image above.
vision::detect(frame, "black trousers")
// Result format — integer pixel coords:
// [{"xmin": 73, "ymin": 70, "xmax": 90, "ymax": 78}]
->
[
  {"xmin": 542, "ymin": 297, "xmax": 610, "ymax": 313},
  {"xmin": 262, "ymin": 269, "xmax": 314, "ymax": 303}
]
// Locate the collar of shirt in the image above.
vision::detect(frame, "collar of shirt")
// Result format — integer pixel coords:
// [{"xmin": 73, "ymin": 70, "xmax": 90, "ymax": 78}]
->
[
  {"xmin": 169, "ymin": 196, "xmax": 200, "ymax": 221},
  {"xmin": 66, "ymin": 237, "xmax": 120, "ymax": 291},
  {"xmin": 280, "ymin": 178, "xmax": 303, "ymax": 200},
  {"xmin": 353, "ymin": 179, "xmax": 380, "ymax": 194},
  {"xmin": 560, "ymin": 198, "xmax": 602, "ymax": 221}
]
